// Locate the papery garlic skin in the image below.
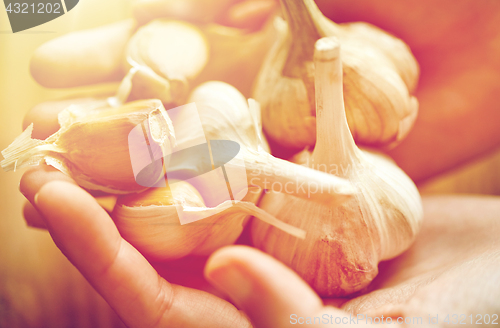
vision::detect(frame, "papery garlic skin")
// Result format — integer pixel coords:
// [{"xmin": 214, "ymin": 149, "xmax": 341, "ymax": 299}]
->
[
  {"xmin": 1, "ymin": 100, "xmax": 175, "ymax": 194},
  {"xmin": 252, "ymin": 37, "xmax": 423, "ymax": 297},
  {"xmin": 113, "ymin": 180, "xmax": 263, "ymax": 260},
  {"xmin": 254, "ymin": 0, "xmax": 419, "ymax": 149},
  {"xmin": 124, "ymin": 19, "xmax": 209, "ymax": 99}
]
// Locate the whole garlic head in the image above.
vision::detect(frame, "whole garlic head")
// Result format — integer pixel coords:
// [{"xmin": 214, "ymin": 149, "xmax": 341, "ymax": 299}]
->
[
  {"xmin": 253, "ymin": 0, "xmax": 419, "ymax": 149},
  {"xmin": 252, "ymin": 38, "xmax": 423, "ymax": 297}
]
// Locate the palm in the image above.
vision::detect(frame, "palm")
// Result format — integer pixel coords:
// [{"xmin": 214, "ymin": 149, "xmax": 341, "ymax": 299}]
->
[{"xmin": 329, "ymin": 196, "xmax": 500, "ymax": 322}]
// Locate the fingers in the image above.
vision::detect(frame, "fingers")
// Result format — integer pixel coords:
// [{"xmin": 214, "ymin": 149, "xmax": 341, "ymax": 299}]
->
[
  {"xmin": 22, "ymin": 201, "xmax": 47, "ymax": 229},
  {"xmin": 20, "ymin": 165, "xmax": 77, "ymax": 204},
  {"xmin": 23, "ymin": 96, "xmax": 112, "ymax": 140},
  {"xmin": 205, "ymin": 246, "xmax": 323, "ymax": 328},
  {"xmin": 34, "ymin": 180, "xmax": 250, "ymax": 328},
  {"xmin": 19, "ymin": 164, "xmax": 115, "ymax": 223}
]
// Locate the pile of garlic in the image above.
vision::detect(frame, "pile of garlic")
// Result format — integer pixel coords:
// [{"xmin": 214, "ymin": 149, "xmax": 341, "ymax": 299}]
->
[{"xmin": 1, "ymin": 0, "xmax": 423, "ymax": 296}]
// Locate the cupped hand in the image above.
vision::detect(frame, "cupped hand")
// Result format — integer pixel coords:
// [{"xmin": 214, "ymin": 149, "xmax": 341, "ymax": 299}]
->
[
  {"xmin": 21, "ymin": 169, "xmax": 500, "ymax": 328},
  {"xmin": 20, "ymin": 166, "xmax": 254, "ymax": 328},
  {"xmin": 18, "ymin": 107, "xmax": 500, "ymax": 327}
]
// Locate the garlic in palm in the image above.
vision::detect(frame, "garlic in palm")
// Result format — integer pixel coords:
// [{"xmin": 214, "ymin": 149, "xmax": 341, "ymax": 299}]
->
[
  {"xmin": 251, "ymin": 38, "xmax": 423, "ymax": 297},
  {"xmin": 253, "ymin": 0, "xmax": 419, "ymax": 149},
  {"xmin": 1, "ymin": 100, "xmax": 175, "ymax": 194},
  {"xmin": 111, "ymin": 82, "xmax": 354, "ymax": 261}
]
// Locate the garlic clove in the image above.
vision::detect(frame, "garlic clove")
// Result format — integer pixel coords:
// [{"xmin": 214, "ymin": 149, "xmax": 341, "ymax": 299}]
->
[
  {"xmin": 252, "ymin": 37, "xmax": 423, "ymax": 297},
  {"xmin": 113, "ymin": 180, "xmax": 304, "ymax": 261},
  {"xmin": 254, "ymin": 0, "xmax": 419, "ymax": 149},
  {"xmin": 124, "ymin": 20, "xmax": 209, "ymax": 86},
  {"xmin": 30, "ymin": 19, "xmax": 136, "ymax": 88},
  {"xmin": 1, "ymin": 100, "xmax": 175, "ymax": 194}
]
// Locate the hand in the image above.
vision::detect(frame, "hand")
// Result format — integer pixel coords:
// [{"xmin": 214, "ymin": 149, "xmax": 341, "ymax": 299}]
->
[
  {"xmin": 207, "ymin": 196, "xmax": 500, "ymax": 328},
  {"xmin": 18, "ymin": 108, "xmax": 500, "ymax": 327},
  {"xmin": 20, "ymin": 166, "xmax": 254, "ymax": 328},
  {"xmin": 21, "ymin": 171, "xmax": 500, "ymax": 327}
]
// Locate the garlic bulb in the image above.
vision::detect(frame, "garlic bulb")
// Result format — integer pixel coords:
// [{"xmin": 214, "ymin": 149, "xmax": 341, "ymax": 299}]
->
[
  {"xmin": 251, "ymin": 38, "xmax": 423, "ymax": 297},
  {"xmin": 253, "ymin": 0, "xmax": 419, "ymax": 149},
  {"xmin": 113, "ymin": 180, "xmax": 305, "ymax": 260},
  {"xmin": 1, "ymin": 100, "xmax": 175, "ymax": 194},
  {"xmin": 30, "ymin": 19, "xmax": 136, "ymax": 88},
  {"xmin": 124, "ymin": 19, "xmax": 209, "ymax": 102},
  {"xmin": 180, "ymin": 81, "xmax": 355, "ymax": 206}
]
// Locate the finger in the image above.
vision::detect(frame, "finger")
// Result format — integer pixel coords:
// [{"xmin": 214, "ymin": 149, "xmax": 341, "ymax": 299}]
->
[
  {"xmin": 223, "ymin": 0, "xmax": 277, "ymax": 30},
  {"xmin": 23, "ymin": 201, "xmax": 47, "ymax": 229},
  {"xmin": 23, "ymin": 97, "xmax": 110, "ymax": 139},
  {"xmin": 205, "ymin": 246, "xmax": 323, "ymax": 328},
  {"xmin": 20, "ymin": 165, "xmax": 77, "ymax": 204},
  {"xmin": 35, "ymin": 181, "xmax": 251, "ymax": 328},
  {"xmin": 20, "ymin": 164, "xmax": 113, "ymax": 204},
  {"xmin": 30, "ymin": 19, "xmax": 134, "ymax": 88}
]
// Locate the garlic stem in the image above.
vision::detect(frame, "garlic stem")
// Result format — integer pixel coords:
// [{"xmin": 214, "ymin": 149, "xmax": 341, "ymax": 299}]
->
[
  {"xmin": 312, "ymin": 38, "xmax": 362, "ymax": 172},
  {"xmin": 243, "ymin": 150, "xmax": 354, "ymax": 206},
  {"xmin": 280, "ymin": 0, "xmax": 322, "ymax": 58}
]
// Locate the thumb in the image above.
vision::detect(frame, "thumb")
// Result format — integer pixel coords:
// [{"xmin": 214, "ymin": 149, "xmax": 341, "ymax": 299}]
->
[{"xmin": 204, "ymin": 245, "xmax": 323, "ymax": 328}]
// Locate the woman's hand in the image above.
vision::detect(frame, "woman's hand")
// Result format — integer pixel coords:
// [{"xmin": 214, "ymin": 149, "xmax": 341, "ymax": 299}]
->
[
  {"xmin": 20, "ymin": 166, "xmax": 254, "ymax": 328},
  {"xmin": 21, "ymin": 165, "xmax": 500, "ymax": 327}
]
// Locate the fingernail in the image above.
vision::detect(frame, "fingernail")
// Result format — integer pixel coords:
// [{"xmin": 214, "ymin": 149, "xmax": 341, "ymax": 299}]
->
[
  {"xmin": 206, "ymin": 264, "xmax": 253, "ymax": 301},
  {"xmin": 18, "ymin": 181, "xmax": 25, "ymax": 197}
]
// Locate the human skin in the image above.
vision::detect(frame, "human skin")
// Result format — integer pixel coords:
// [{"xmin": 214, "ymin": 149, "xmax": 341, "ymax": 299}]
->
[
  {"xmin": 19, "ymin": 173, "xmax": 500, "ymax": 327},
  {"xmin": 14, "ymin": 0, "xmax": 500, "ymax": 326},
  {"xmin": 315, "ymin": 0, "xmax": 500, "ymax": 183}
]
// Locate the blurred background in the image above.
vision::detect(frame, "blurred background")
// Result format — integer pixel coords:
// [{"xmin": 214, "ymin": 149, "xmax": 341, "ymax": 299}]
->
[{"xmin": 1, "ymin": 0, "xmax": 499, "ymax": 327}]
